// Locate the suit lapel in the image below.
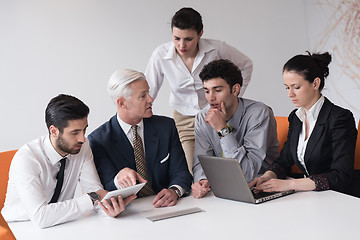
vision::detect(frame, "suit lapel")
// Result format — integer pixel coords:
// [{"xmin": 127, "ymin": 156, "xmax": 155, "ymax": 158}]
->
[
  {"xmin": 110, "ymin": 116, "xmax": 135, "ymax": 166},
  {"xmin": 304, "ymin": 98, "xmax": 332, "ymax": 163},
  {"xmin": 143, "ymin": 118, "xmax": 159, "ymax": 182},
  {"xmin": 290, "ymin": 115, "xmax": 304, "ymax": 171}
]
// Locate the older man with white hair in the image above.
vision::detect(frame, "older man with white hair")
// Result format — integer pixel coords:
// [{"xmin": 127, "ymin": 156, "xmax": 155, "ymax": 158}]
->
[{"xmin": 89, "ymin": 69, "xmax": 192, "ymax": 208}]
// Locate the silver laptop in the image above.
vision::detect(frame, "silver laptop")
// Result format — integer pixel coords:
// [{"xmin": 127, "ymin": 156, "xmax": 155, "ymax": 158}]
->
[{"xmin": 198, "ymin": 155, "xmax": 295, "ymax": 204}]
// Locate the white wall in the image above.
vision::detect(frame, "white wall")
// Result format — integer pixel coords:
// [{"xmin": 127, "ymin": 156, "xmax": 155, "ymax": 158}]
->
[{"xmin": 0, "ymin": 0, "xmax": 308, "ymax": 151}]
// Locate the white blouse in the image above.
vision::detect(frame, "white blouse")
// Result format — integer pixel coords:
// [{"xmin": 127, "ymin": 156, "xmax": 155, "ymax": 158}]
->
[
  {"xmin": 145, "ymin": 38, "xmax": 253, "ymax": 116},
  {"xmin": 295, "ymin": 95, "xmax": 325, "ymax": 175}
]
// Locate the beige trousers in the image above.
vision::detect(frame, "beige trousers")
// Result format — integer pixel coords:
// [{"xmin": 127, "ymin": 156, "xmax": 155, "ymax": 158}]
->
[{"xmin": 173, "ymin": 110, "xmax": 195, "ymax": 175}]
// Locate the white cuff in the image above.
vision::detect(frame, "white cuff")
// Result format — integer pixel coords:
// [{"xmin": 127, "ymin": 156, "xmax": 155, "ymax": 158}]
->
[
  {"xmin": 169, "ymin": 185, "xmax": 185, "ymax": 197},
  {"xmin": 76, "ymin": 194, "xmax": 95, "ymax": 213},
  {"xmin": 114, "ymin": 175, "xmax": 122, "ymax": 190}
]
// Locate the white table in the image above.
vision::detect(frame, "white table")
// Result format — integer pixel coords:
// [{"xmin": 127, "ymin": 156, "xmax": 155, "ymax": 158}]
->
[{"xmin": 9, "ymin": 191, "xmax": 360, "ymax": 240}]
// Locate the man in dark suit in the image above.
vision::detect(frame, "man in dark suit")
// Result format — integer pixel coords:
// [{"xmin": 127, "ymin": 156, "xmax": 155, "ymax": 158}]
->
[{"xmin": 89, "ymin": 69, "xmax": 192, "ymax": 208}]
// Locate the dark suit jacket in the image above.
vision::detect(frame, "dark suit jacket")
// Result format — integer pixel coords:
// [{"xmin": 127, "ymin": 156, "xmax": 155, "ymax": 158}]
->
[
  {"xmin": 272, "ymin": 97, "xmax": 357, "ymax": 193},
  {"xmin": 88, "ymin": 115, "xmax": 192, "ymax": 193}
]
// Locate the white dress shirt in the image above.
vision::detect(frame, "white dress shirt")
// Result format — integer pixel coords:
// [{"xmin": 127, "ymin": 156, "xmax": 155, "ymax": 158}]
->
[
  {"xmin": 114, "ymin": 115, "xmax": 185, "ymax": 196},
  {"xmin": 117, "ymin": 114, "xmax": 145, "ymax": 149},
  {"xmin": 295, "ymin": 95, "xmax": 325, "ymax": 175},
  {"xmin": 145, "ymin": 38, "xmax": 253, "ymax": 116},
  {"xmin": 1, "ymin": 135, "xmax": 103, "ymax": 229}
]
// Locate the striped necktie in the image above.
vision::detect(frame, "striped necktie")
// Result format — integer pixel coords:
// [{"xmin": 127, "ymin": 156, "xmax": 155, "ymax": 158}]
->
[{"xmin": 132, "ymin": 125, "xmax": 154, "ymax": 197}]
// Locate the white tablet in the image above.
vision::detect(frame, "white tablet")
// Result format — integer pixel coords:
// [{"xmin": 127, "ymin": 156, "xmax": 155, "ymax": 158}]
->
[{"xmin": 101, "ymin": 182, "xmax": 146, "ymax": 203}]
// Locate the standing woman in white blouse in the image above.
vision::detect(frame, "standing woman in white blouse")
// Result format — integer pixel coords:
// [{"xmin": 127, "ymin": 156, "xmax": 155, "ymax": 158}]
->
[
  {"xmin": 250, "ymin": 52, "xmax": 357, "ymax": 194},
  {"xmin": 145, "ymin": 7, "xmax": 253, "ymax": 173}
]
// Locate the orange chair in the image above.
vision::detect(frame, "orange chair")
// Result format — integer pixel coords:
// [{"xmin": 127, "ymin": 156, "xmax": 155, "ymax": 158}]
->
[
  {"xmin": 0, "ymin": 213, "xmax": 15, "ymax": 240},
  {"xmin": 354, "ymin": 120, "xmax": 360, "ymax": 170},
  {"xmin": 274, "ymin": 116, "xmax": 289, "ymax": 152},
  {"xmin": 0, "ymin": 150, "xmax": 17, "ymax": 211},
  {"xmin": 274, "ymin": 116, "xmax": 302, "ymax": 174}
]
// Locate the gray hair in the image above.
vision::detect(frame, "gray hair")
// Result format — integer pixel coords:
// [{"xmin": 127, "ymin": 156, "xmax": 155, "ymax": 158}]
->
[{"xmin": 107, "ymin": 69, "xmax": 146, "ymax": 104}]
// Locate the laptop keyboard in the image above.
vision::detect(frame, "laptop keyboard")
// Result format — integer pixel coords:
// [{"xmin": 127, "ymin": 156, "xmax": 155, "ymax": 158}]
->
[{"xmin": 251, "ymin": 189, "xmax": 277, "ymax": 199}]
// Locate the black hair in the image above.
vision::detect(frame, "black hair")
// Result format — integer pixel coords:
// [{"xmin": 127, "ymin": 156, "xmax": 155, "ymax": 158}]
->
[
  {"xmin": 171, "ymin": 7, "xmax": 203, "ymax": 34},
  {"xmin": 45, "ymin": 94, "xmax": 89, "ymax": 132},
  {"xmin": 199, "ymin": 59, "xmax": 243, "ymax": 90},
  {"xmin": 283, "ymin": 51, "xmax": 332, "ymax": 91}
]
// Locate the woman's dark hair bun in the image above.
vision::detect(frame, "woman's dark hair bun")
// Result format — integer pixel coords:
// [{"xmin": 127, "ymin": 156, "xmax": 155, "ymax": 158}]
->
[{"xmin": 308, "ymin": 51, "xmax": 332, "ymax": 78}]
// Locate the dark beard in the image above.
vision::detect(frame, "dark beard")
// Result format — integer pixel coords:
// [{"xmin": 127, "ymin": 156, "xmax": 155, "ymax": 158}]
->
[{"xmin": 56, "ymin": 133, "xmax": 82, "ymax": 155}]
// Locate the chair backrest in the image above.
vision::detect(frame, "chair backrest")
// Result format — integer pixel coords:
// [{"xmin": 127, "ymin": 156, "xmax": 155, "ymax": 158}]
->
[
  {"xmin": 274, "ymin": 116, "xmax": 289, "ymax": 152},
  {"xmin": 274, "ymin": 116, "xmax": 302, "ymax": 174},
  {"xmin": 0, "ymin": 150, "xmax": 17, "ymax": 211},
  {"xmin": 354, "ymin": 120, "xmax": 360, "ymax": 170},
  {"xmin": 0, "ymin": 213, "xmax": 15, "ymax": 240}
]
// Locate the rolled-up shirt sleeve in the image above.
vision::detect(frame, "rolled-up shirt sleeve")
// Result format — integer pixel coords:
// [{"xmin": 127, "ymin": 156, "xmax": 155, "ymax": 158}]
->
[{"xmin": 221, "ymin": 114, "xmax": 273, "ymax": 182}]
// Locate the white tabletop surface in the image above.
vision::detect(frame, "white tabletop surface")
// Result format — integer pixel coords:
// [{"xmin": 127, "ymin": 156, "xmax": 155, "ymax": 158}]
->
[{"xmin": 8, "ymin": 190, "xmax": 360, "ymax": 240}]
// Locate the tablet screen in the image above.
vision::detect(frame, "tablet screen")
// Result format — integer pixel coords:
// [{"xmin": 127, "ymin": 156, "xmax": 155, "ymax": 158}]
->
[{"xmin": 101, "ymin": 182, "xmax": 146, "ymax": 203}]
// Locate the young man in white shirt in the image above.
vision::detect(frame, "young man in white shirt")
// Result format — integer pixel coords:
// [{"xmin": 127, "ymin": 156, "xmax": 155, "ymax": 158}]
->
[{"xmin": 2, "ymin": 94, "xmax": 136, "ymax": 228}]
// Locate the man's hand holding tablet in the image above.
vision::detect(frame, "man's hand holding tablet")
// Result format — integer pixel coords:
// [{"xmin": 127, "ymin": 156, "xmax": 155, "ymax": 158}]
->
[
  {"xmin": 97, "ymin": 183, "xmax": 145, "ymax": 217},
  {"xmin": 101, "ymin": 183, "xmax": 146, "ymax": 203}
]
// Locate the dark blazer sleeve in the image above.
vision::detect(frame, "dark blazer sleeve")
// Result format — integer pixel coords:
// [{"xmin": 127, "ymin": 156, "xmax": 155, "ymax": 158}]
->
[
  {"xmin": 88, "ymin": 116, "xmax": 136, "ymax": 191},
  {"xmin": 310, "ymin": 107, "xmax": 356, "ymax": 192},
  {"xmin": 88, "ymin": 128, "xmax": 118, "ymax": 191},
  {"xmin": 144, "ymin": 116, "xmax": 192, "ymax": 193}
]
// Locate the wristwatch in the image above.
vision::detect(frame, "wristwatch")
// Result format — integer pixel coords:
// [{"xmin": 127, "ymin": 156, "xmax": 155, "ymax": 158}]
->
[
  {"xmin": 218, "ymin": 127, "xmax": 231, "ymax": 137},
  {"xmin": 88, "ymin": 192, "xmax": 100, "ymax": 206},
  {"xmin": 169, "ymin": 187, "xmax": 182, "ymax": 198}
]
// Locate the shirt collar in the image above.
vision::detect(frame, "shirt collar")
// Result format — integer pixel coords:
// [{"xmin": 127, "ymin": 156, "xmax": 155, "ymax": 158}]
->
[
  {"xmin": 116, "ymin": 113, "xmax": 144, "ymax": 134},
  {"xmin": 226, "ymin": 98, "xmax": 243, "ymax": 130},
  {"xmin": 197, "ymin": 38, "xmax": 216, "ymax": 56},
  {"xmin": 164, "ymin": 38, "xmax": 215, "ymax": 60},
  {"xmin": 164, "ymin": 42, "xmax": 177, "ymax": 60},
  {"xmin": 295, "ymin": 95, "xmax": 325, "ymax": 123},
  {"xmin": 44, "ymin": 134, "xmax": 67, "ymax": 165}
]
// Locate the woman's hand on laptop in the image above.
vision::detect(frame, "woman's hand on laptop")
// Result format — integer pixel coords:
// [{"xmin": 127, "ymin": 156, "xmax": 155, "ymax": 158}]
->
[
  {"xmin": 254, "ymin": 177, "xmax": 316, "ymax": 192},
  {"xmin": 249, "ymin": 171, "xmax": 277, "ymax": 191},
  {"xmin": 256, "ymin": 179, "xmax": 295, "ymax": 192},
  {"xmin": 192, "ymin": 179, "xmax": 211, "ymax": 199}
]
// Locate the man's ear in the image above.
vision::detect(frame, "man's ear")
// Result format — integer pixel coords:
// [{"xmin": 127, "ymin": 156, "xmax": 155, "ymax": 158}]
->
[
  {"xmin": 232, "ymin": 83, "xmax": 241, "ymax": 96},
  {"xmin": 49, "ymin": 125, "xmax": 59, "ymax": 138},
  {"xmin": 117, "ymin": 97, "xmax": 126, "ymax": 109}
]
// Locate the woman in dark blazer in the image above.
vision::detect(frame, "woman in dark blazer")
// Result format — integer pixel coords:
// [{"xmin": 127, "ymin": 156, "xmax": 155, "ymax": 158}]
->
[{"xmin": 250, "ymin": 52, "xmax": 357, "ymax": 193}]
